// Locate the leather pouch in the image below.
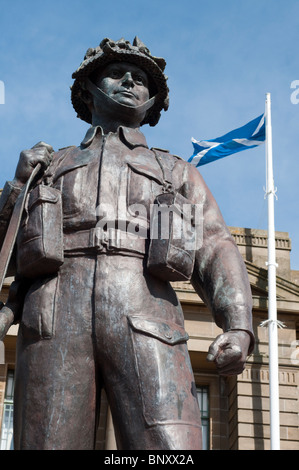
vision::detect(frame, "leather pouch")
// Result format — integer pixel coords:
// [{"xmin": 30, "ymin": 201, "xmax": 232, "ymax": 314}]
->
[
  {"xmin": 147, "ymin": 192, "xmax": 196, "ymax": 281},
  {"xmin": 17, "ymin": 185, "xmax": 64, "ymax": 278}
]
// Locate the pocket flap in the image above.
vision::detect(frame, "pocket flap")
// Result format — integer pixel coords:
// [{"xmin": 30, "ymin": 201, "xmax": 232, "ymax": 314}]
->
[
  {"xmin": 128, "ymin": 162, "xmax": 164, "ymax": 185},
  {"xmin": 28, "ymin": 185, "xmax": 60, "ymax": 210},
  {"xmin": 52, "ymin": 148, "xmax": 92, "ymax": 182},
  {"xmin": 128, "ymin": 316, "xmax": 189, "ymax": 345}
]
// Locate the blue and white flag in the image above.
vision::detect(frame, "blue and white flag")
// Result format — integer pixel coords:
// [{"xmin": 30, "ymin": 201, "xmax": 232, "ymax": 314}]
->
[{"xmin": 189, "ymin": 114, "xmax": 265, "ymax": 167}]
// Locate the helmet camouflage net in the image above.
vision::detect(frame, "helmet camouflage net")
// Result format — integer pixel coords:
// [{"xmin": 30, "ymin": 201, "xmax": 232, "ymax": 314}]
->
[{"xmin": 71, "ymin": 37, "xmax": 169, "ymax": 127}]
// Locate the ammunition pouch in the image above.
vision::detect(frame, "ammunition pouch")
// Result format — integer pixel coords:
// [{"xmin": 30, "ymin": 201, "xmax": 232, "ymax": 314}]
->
[
  {"xmin": 17, "ymin": 185, "xmax": 64, "ymax": 278},
  {"xmin": 147, "ymin": 192, "xmax": 196, "ymax": 281}
]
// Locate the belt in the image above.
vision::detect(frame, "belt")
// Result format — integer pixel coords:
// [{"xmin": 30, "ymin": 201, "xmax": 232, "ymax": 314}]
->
[{"xmin": 63, "ymin": 227, "xmax": 147, "ymax": 256}]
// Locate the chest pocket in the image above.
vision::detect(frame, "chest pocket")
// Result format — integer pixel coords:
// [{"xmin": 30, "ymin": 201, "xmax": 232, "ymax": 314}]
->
[
  {"xmin": 60, "ymin": 167, "xmax": 87, "ymax": 218},
  {"xmin": 127, "ymin": 162, "xmax": 164, "ymax": 221},
  {"xmin": 52, "ymin": 149, "xmax": 98, "ymax": 224}
]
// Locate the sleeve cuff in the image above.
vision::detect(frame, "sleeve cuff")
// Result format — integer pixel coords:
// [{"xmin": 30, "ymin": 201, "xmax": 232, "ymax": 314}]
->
[{"xmin": 214, "ymin": 303, "xmax": 255, "ymax": 354}]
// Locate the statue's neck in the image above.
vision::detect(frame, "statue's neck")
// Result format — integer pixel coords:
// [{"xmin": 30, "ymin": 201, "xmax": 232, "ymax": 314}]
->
[{"xmin": 91, "ymin": 114, "xmax": 140, "ymax": 134}]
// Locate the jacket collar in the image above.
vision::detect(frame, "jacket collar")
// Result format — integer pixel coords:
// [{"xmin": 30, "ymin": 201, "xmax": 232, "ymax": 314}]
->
[{"xmin": 80, "ymin": 126, "xmax": 148, "ymax": 149}]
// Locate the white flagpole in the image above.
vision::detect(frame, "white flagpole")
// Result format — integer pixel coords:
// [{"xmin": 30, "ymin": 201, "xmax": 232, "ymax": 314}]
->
[{"xmin": 265, "ymin": 92, "xmax": 280, "ymax": 450}]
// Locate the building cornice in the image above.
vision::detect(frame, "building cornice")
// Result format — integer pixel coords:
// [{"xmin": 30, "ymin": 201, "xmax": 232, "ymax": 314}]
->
[{"xmin": 229, "ymin": 226, "xmax": 291, "ymax": 251}]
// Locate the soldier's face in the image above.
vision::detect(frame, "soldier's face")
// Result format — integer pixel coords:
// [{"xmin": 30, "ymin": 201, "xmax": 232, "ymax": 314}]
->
[{"xmin": 95, "ymin": 62, "xmax": 150, "ymax": 107}]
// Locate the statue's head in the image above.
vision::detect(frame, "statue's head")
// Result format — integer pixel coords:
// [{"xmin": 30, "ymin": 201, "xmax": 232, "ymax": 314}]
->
[{"xmin": 71, "ymin": 37, "xmax": 169, "ymax": 127}]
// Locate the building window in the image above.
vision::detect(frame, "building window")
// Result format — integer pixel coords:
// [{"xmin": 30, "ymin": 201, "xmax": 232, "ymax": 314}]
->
[
  {"xmin": 0, "ymin": 370, "xmax": 14, "ymax": 450},
  {"xmin": 197, "ymin": 386, "xmax": 210, "ymax": 450}
]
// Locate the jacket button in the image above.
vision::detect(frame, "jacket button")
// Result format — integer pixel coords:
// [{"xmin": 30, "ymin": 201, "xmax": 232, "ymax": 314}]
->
[{"xmin": 164, "ymin": 332, "xmax": 172, "ymax": 339}]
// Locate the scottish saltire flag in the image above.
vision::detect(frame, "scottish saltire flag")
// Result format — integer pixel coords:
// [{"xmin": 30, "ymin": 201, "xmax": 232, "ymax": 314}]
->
[{"xmin": 189, "ymin": 114, "xmax": 265, "ymax": 167}]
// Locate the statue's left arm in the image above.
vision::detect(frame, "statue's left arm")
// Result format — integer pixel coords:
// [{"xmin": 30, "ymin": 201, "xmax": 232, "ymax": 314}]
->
[{"xmin": 176, "ymin": 160, "xmax": 254, "ymax": 375}]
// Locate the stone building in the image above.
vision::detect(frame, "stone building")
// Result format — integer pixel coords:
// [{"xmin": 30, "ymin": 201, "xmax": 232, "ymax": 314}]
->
[{"xmin": 0, "ymin": 225, "xmax": 299, "ymax": 450}]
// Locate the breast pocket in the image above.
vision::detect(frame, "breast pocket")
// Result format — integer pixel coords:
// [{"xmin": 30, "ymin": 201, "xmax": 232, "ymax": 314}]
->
[
  {"xmin": 61, "ymin": 167, "xmax": 87, "ymax": 219},
  {"xmin": 127, "ymin": 162, "xmax": 164, "ymax": 221}
]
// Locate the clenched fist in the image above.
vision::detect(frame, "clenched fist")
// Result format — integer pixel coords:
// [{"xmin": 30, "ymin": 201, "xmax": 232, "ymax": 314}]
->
[
  {"xmin": 13, "ymin": 141, "xmax": 54, "ymax": 187},
  {"xmin": 207, "ymin": 330, "xmax": 251, "ymax": 376}
]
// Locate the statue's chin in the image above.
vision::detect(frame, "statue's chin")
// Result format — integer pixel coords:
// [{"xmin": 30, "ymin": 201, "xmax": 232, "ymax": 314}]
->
[{"xmin": 86, "ymin": 78, "xmax": 156, "ymax": 125}]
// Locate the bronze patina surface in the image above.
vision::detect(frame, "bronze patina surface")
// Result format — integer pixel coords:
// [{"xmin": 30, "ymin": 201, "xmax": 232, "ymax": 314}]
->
[{"xmin": 0, "ymin": 37, "xmax": 254, "ymax": 450}]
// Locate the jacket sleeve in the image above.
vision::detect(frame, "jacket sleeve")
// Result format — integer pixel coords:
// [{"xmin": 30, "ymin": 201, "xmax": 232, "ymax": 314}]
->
[
  {"xmin": 175, "ymin": 160, "xmax": 254, "ymax": 352},
  {"xmin": 0, "ymin": 181, "xmax": 22, "ymax": 276}
]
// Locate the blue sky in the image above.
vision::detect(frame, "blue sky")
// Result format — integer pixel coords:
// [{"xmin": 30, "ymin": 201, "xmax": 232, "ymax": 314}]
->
[{"xmin": 0, "ymin": 0, "xmax": 298, "ymax": 270}]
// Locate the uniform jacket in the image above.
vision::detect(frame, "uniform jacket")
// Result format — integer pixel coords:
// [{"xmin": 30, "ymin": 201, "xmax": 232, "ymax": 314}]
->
[{"xmin": 0, "ymin": 126, "xmax": 254, "ymax": 348}]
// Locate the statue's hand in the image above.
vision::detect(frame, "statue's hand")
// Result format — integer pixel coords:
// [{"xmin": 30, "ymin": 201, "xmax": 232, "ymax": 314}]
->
[
  {"xmin": 207, "ymin": 330, "xmax": 251, "ymax": 376},
  {"xmin": 13, "ymin": 141, "xmax": 54, "ymax": 187},
  {"xmin": 0, "ymin": 304, "xmax": 14, "ymax": 342}
]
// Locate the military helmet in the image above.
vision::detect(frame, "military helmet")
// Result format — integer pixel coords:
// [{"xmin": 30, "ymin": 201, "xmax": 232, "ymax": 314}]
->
[{"xmin": 71, "ymin": 37, "xmax": 169, "ymax": 127}]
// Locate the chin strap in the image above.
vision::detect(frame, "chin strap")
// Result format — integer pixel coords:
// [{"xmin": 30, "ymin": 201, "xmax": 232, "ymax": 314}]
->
[{"xmin": 85, "ymin": 78, "xmax": 156, "ymax": 123}]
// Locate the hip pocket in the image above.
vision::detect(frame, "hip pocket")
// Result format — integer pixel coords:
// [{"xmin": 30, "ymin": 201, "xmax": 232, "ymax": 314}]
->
[
  {"xmin": 22, "ymin": 274, "xmax": 59, "ymax": 339},
  {"xmin": 128, "ymin": 316, "xmax": 201, "ymax": 427}
]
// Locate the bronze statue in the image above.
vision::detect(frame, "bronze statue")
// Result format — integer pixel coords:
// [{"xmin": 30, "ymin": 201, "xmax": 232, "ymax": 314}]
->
[{"xmin": 0, "ymin": 37, "xmax": 254, "ymax": 450}]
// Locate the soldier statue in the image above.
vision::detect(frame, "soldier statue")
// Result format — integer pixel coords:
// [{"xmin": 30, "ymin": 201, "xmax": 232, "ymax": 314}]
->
[{"xmin": 0, "ymin": 37, "xmax": 254, "ymax": 450}]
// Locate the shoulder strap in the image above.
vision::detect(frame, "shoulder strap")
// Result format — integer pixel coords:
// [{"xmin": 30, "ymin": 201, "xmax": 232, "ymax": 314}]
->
[{"xmin": 151, "ymin": 148, "xmax": 175, "ymax": 193}]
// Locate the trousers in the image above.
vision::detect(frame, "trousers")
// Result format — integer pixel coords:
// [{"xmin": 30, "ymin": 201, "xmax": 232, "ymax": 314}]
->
[{"xmin": 13, "ymin": 254, "xmax": 202, "ymax": 450}]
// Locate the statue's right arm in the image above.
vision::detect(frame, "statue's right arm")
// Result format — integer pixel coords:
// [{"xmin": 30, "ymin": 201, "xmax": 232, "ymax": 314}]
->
[
  {"xmin": 0, "ymin": 181, "xmax": 23, "ymax": 252},
  {"xmin": 0, "ymin": 142, "xmax": 54, "ymax": 338},
  {"xmin": 0, "ymin": 142, "xmax": 53, "ymax": 268}
]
